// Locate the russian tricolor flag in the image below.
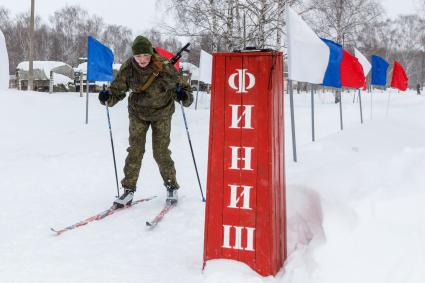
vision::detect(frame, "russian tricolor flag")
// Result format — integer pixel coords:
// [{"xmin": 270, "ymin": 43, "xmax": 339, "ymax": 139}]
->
[
  {"xmin": 287, "ymin": 7, "xmax": 365, "ymax": 88},
  {"xmin": 320, "ymin": 38, "xmax": 365, "ymax": 88}
]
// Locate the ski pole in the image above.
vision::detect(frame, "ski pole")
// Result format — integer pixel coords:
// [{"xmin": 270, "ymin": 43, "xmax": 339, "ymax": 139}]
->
[
  {"xmin": 179, "ymin": 102, "xmax": 206, "ymax": 202},
  {"xmin": 103, "ymin": 87, "xmax": 120, "ymax": 198},
  {"xmin": 168, "ymin": 43, "xmax": 205, "ymax": 201}
]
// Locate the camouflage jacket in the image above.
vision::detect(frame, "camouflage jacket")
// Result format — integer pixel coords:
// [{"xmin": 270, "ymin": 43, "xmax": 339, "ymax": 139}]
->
[{"xmin": 106, "ymin": 54, "xmax": 193, "ymax": 121}]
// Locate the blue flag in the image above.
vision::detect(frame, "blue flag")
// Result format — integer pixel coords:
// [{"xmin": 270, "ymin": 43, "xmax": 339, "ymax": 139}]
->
[
  {"xmin": 321, "ymin": 38, "xmax": 343, "ymax": 88},
  {"xmin": 87, "ymin": 36, "xmax": 114, "ymax": 81},
  {"xmin": 371, "ymin": 55, "xmax": 389, "ymax": 86}
]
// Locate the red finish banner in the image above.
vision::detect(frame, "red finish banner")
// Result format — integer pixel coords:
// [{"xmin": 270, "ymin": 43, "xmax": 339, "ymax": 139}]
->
[{"xmin": 203, "ymin": 51, "xmax": 286, "ymax": 276}]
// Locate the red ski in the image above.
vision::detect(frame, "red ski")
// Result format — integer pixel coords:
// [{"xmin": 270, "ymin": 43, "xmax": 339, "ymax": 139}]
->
[
  {"xmin": 51, "ymin": 196, "xmax": 157, "ymax": 235},
  {"xmin": 146, "ymin": 202, "xmax": 177, "ymax": 229}
]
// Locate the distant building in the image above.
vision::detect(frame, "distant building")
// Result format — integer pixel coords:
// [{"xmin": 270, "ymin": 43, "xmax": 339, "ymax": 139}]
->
[
  {"xmin": 180, "ymin": 62, "xmax": 209, "ymax": 92},
  {"xmin": 9, "ymin": 75, "xmax": 16, "ymax": 89},
  {"xmin": 16, "ymin": 61, "xmax": 74, "ymax": 92}
]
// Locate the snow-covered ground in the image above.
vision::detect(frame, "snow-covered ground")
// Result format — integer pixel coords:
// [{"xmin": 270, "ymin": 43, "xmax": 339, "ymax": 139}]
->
[{"xmin": 0, "ymin": 88, "xmax": 424, "ymax": 283}]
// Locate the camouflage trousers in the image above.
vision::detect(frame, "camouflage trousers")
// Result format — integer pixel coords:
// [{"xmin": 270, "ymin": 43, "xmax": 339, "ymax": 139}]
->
[{"xmin": 121, "ymin": 113, "xmax": 179, "ymax": 191}]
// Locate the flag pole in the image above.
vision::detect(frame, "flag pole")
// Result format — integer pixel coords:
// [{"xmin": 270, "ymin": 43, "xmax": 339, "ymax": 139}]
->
[
  {"xmin": 85, "ymin": 79, "xmax": 89, "ymax": 124},
  {"xmin": 386, "ymin": 89, "xmax": 392, "ymax": 116},
  {"xmin": 370, "ymin": 87, "xmax": 373, "ymax": 120},
  {"xmin": 195, "ymin": 80, "xmax": 200, "ymax": 110},
  {"xmin": 358, "ymin": 88, "xmax": 363, "ymax": 123},
  {"xmin": 310, "ymin": 83, "xmax": 315, "ymax": 142},
  {"xmin": 339, "ymin": 90, "xmax": 343, "ymax": 130},
  {"xmin": 286, "ymin": 5, "xmax": 297, "ymax": 162},
  {"xmin": 195, "ymin": 58, "xmax": 201, "ymax": 110},
  {"xmin": 289, "ymin": 80, "xmax": 297, "ymax": 162}
]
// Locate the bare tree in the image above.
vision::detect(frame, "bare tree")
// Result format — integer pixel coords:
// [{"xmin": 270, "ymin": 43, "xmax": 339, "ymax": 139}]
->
[
  {"xmin": 2, "ymin": 5, "xmax": 136, "ymax": 72},
  {"xmin": 0, "ymin": 6, "xmax": 11, "ymax": 30},
  {"xmin": 9, "ymin": 13, "xmax": 34, "ymax": 72},
  {"xmin": 144, "ymin": 28, "xmax": 182, "ymax": 53},
  {"xmin": 0, "ymin": 7, "xmax": 14, "ymax": 73},
  {"xmin": 355, "ymin": 14, "xmax": 425, "ymax": 88},
  {"xmin": 49, "ymin": 6, "xmax": 90, "ymax": 65},
  {"xmin": 307, "ymin": 0, "xmax": 382, "ymax": 46},
  {"xmin": 101, "ymin": 24, "xmax": 132, "ymax": 63},
  {"xmin": 162, "ymin": 0, "xmax": 308, "ymax": 51},
  {"xmin": 159, "ymin": 0, "xmax": 223, "ymax": 50},
  {"xmin": 389, "ymin": 15, "xmax": 425, "ymax": 87}
]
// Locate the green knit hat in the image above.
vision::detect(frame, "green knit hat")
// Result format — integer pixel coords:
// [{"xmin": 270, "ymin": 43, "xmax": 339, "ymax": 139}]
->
[{"xmin": 132, "ymin": 36, "xmax": 153, "ymax": 55}]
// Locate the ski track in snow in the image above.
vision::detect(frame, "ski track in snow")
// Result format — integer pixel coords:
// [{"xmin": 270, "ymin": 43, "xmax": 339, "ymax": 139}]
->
[{"xmin": 0, "ymin": 89, "xmax": 424, "ymax": 283}]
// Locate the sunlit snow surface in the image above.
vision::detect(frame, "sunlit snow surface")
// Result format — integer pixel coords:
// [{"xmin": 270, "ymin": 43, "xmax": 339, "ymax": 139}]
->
[{"xmin": 0, "ymin": 89, "xmax": 424, "ymax": 283}]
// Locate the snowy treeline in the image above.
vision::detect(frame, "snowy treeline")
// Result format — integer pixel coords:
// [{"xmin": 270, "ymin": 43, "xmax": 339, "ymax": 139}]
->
[
  {"xmin": 1, "ymin": 1, "xmax": 424, "ymax": 87},
  {"xmin": 0, "ymin": 5, "xmax": 182, "ymax": 74},
  {"xmin": 356, "ymin": 15, "xmax": 425, "ymax": 87},
  {"xmin": 162, "ymin": 0, "xmax": 425, "ymax": 87}
]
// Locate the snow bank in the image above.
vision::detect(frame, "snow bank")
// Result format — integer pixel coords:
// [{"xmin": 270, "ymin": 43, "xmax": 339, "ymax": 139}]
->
[
  {"xmin": 0, "ymin": 29, "xmax": 9, "ymax": 90},
  {"xmin": 53, "ymin": 73, "xmax": 73, "ymax": 86}
]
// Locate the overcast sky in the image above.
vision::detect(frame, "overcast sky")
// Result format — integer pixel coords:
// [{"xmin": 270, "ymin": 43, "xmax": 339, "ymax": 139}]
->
[
  {"xmin": 382, "ymin": 0, "xmax": 421, "ymax": 18},
  {"xmin": 0, "ymin": 0, "xmax": 161, "ymax": 35},
  {"xmin": 0, "ymin": 0, "xmax": 421, "ymax": 34}
]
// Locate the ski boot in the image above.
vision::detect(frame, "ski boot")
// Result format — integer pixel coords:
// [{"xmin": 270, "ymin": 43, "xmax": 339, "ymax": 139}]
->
[
  {"xmin": 165, "ymin": 183, "xmax": 178, "ymax": 205},
  {"xmin": 113, "ymin": 189, "xmax": 134, "ymax": 208}
]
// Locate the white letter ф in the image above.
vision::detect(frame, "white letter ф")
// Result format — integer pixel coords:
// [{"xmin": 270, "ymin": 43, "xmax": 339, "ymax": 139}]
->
[{"xmin": 228, "ymin": 69, "xmax": 256, "ymax": 93}]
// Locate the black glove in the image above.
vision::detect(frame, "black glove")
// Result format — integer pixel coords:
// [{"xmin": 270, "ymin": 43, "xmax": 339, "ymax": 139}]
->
[
  {"xmin": 98, "ymin": 90, "xmax": 110, "ymax": 104},
  {"xmin": 176, "ymin": 85, "xmax": 188, "ymax": 101}
]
